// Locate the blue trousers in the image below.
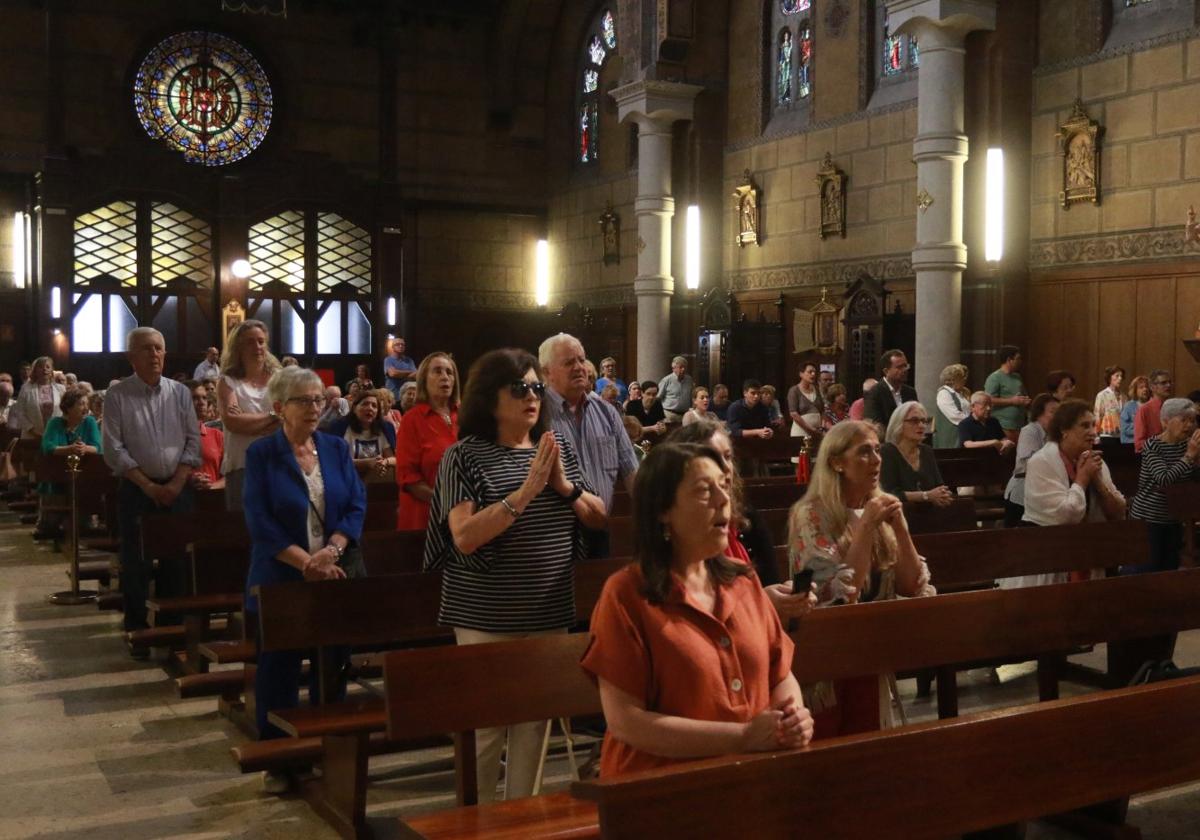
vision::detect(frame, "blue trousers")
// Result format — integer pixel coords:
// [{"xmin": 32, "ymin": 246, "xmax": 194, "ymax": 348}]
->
[
  {"xmin": 249, "ymin": 621, "xmax": 350, "ymax": 740},
  {"xmin": 117, "ymin": 479, "xmax": 194, "ymax": 632}
]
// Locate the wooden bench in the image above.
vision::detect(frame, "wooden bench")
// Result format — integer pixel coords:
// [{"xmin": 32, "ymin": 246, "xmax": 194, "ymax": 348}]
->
[
  {"xmin": 1164, "ymin": 480, "xmax": 1200, "ymax": 568},
  {"xmin": 395, "ymin": 569, "xmax": 1200, "ymax": 839}
]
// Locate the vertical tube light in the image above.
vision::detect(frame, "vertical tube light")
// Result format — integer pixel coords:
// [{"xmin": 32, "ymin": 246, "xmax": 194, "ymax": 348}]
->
[
  {"xmin": 50, "ymin": 286, "xmax": 61, "ymax": 319},
  {"xmin": 535, "ymin": 239, "xmax": 550, "ymax": 306},
  {"xmin": 386, "ymin": 296, "xmax": 396, "ymax": 326},
  {"xmin": 985, "ymin": 148, "xmax": 1004, "ymax": 263},
  {"xmin": 11, "ymin": 212, "xmax": 26, "ymax": 289},
  {"xmin": 685, "ymin": 205, "xmax": 701, "ymax": 290}
]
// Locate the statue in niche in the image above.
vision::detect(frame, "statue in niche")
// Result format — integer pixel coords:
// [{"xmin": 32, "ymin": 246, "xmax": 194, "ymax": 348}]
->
[
  {"xmin": 814, "ymin": 152, "xmax": 847, "ymax": 240},
  {"xmin": 733, "ymin": 170, "xmax": 760, "ymax": 247},
  {"xmin": 598, "ymin": 203, "xmax": 620, "ymax": 265},
  {"xmin": 1057, "ymin": 99, "xmax": 1102, "ymax": 209}
]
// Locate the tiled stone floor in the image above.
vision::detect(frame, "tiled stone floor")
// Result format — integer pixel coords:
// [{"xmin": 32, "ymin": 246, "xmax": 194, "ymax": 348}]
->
[{"xmin": 1, "ymin": 508, "xmax": 1198, "ymax": 839}]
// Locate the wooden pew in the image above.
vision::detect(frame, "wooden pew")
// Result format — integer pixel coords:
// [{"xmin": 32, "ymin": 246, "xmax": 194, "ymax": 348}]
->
[
  {"xmin": 1164, "ymin": 481, "xmax": 1200, "ymax": 567},
  {"xmin": 568, "ymin": 676, "xmax": 1200, "ymax": 840},
  {"xmin": 611, "ymin": 478, "xmax": 803, "ymax": 517},
  {"xmin": 395, "ymin": 569, "xmax": 1200, "ymax": 839},
  {"xmin": 251, "ymin": 559, "xmax": 629, "ymax": 838}
]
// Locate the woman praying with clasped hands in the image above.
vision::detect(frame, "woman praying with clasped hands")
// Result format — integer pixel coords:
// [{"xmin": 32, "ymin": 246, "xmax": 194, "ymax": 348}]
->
[{"xmin": 581, "ymin": 442, "xmax": 814, "ymax": 778}]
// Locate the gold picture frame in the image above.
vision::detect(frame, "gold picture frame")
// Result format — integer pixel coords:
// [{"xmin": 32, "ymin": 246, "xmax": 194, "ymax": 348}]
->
[
  {"xmin": 222, "ymin": 299, "xmax": 245, "ymax": 347},
  {"xmin": 815, "ymin": 152, "xmax": 847, "ymax": 240},
  {"xmin": 1057, "ymin": 99, "xmax": 1101, "ymax": 209},
  {"xmin": 598, "ymin": 203, "xmax": 620, "ymax": 266}
]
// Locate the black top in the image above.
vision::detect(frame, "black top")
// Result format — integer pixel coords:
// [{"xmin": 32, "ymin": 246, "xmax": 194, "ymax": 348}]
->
[
  {"xmin": 880, "ymin": 442, "xmax": 944, "ymax": 495},
  {"xmin": 863, "ymin": 381, "xmax": 919, "ymax": 424},
  {"xmin": 727, "ymin": 399, "xmax": 771, "ymax": 436},
  {"xmin": 738, "ymin": 505, "xmax": 779, "ymax": 586},
  {"xmin": 712, "ymin": 401, "xmax": 731, "ymax": 421},
  {"xmin": 626, "ymin": 398, "xmax": 665, "ymax": 426},
  {"xmin": 958, "ymin": 415, "xmax": 1006, "ymax": 446}
]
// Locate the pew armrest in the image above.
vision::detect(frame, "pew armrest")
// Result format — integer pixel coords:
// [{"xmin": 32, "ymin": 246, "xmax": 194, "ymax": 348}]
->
[{"xmin": 267, "ymin": 697, "xmax": 386, "ymax": 739}]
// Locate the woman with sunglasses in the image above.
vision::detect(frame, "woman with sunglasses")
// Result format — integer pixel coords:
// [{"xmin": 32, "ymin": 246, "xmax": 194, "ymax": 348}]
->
[{"xmin": 424, "ymin": 348, "xmax": 606, "ymax": 803}]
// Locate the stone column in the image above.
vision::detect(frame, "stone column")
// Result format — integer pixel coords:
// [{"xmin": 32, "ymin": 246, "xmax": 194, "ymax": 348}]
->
[
  {"xmin": 887, "ymin": 0, "xmax": 995, "ymax": 407},
  {"xmin": 612, "ymin": 80, "xmax": 702, "ymax": 381}
]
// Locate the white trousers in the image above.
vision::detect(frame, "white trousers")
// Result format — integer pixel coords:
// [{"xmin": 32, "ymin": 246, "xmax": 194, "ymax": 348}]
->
[{"xmin": 452, "ymin": 626, "xmax": 565, "ymax": 802}]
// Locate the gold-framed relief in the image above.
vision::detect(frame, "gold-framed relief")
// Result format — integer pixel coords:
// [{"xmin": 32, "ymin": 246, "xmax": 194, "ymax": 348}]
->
[
  {"xmin": 814, "ymin": 152, "xmax": 847, "ymax": 240},
  {"xmin": 598, "ymin": 203, "xmax": 620, "ymax": 265},
  {"xmin": 1057, "ymin": 99, "xmax": 1101, "ymax": 209},
  {"xmin": 733, "ymin": 169, "xmax": 760, "ymax": 247},
  {"xmin": 222, "ymin": 299, "xmax": 245, "ymax": 348},
  {"xmin": 810, "ymin": 286, "xmax": 842, "ymax": 353}
]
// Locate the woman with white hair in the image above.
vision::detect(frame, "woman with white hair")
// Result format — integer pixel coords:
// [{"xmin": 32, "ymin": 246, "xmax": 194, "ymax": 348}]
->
[
  {"xmin": 787, "ymin": 420, "xmax": 934, "ymax": 737},
  {"xmin": 933, "ymin": 364, "xmax": 970, "ymax": 449},
  {"xmin": 14, "ymin": 356, "xmax": 65, "ymax": 438},
  {"xmin": 1127, "ymin": 397, "xmax": 1200, "ymax": 574},
  {"xmin": 242, "ymin": 365, "xmax": 366, "ymax": 793},
  {"xmin": 218, "ymin": 320, "xmax": 281, "ymax": 508},
  {"xmin": 879, "ymin": 402, "xmax": 953, "ymax": 506}
]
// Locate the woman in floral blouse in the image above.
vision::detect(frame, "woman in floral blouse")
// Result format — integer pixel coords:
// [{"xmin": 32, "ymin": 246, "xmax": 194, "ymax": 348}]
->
[
  {"xmin": 786, "ymin": 419, "xmax": 934, "ymax": 739},
  {"xmin": 1093, "ymin": 365, "xmax": 1125, "ymax": 439}
]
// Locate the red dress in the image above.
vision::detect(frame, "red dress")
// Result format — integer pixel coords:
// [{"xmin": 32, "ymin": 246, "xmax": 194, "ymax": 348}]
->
[{"xmin": 395, "ymin": 402, "xmax": 458, "ymax": 530}]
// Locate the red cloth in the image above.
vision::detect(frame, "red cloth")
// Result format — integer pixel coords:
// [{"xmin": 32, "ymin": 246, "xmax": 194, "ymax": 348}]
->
[
  {"xmin": 395, "ymin": 402, "xmax": 458, "ymax": 530},
  {"xmin": 725, "ymin": 522, "xmax": 751, "ymax": 565},
  {"xmin": 195, "ymin": 424, "xmax": 224, "ymax": 484},
  {"xmin": 795, "ymin": 452, "xmax": 810, "ymax": 484},
  {"xmin": 1134, "ymin": 396, "xmax": 1163, "ymax": 453}
]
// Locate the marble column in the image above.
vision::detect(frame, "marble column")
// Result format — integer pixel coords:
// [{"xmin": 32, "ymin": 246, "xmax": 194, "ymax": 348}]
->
[
  {"xmin": 887, "ymin": 0, "xmax": 995, "ymax": 408},
  {"xmin": 612, "ymin": 80, "xmax": 702, "ymax": 381}
]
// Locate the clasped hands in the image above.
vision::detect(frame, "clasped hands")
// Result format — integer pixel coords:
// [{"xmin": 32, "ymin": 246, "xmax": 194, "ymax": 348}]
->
[
  {"xmin": 521, "ymin": 432, "xmax": 572, "ymax": 499},
  {"xmin": 743, "ymin": 696, "xmax": 814, "ymax": 751},
  {"xmin": 302, "ymin": 545, "xmax": 346, "ymax": 581}
]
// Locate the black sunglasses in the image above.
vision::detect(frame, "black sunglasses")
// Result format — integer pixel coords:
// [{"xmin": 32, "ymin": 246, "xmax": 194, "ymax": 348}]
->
[{"xmin": 508, "ymin": 381, "xmax": 546, "ymax": 400}]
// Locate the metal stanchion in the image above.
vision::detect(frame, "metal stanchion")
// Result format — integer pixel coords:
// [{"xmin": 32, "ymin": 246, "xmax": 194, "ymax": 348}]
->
[{"xmin": 49, "ymin": 453, "xmax": 98, "ymax": 605}]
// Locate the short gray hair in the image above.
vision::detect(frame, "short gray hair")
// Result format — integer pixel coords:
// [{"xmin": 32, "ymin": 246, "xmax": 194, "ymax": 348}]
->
[
  {"xmin": 1161, "ymin": 397, "xmax": 1195, "ymax": 423},
  {"xmin": 885, "ymin": 400, "xmax": 926, "ymax": 445},
  {"xmin": 267, "ymin": 366, "xmax": 324, "ymax": 405},
  {"xmin": 970, "ymin": 390, "xmax": 991, "ymax": 406},
  {"xmin": 672, "ymin": 355, "xmax": 686, "ymax": 367},
  {"xmin": 538, "ymin": 333, "xmax": 584, "ymax": 371},
  {"xmin": 126, "ymin": 327, "xmax": 164, "ymax": 351}
]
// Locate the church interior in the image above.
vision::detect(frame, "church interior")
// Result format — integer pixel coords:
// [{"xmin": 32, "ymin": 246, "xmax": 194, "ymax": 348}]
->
[{"xmin": 5, "ymin": 0, "xmax": 1200, "ymax": 837}]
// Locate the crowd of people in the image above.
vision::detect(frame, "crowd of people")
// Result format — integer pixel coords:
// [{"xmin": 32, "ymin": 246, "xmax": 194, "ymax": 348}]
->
[{"xmin": 4, "ymin": 328, "xmax": 1198, "ymax": 800}]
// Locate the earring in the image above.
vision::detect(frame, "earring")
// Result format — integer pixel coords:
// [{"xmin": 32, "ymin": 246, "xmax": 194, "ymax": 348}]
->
[{"xmin": 662, "ymin": 525, "xmax": 671, "ymax": 543}]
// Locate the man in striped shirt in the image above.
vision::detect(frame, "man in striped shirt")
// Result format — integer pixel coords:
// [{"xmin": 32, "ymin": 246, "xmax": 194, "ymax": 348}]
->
[{"xmin": 539, "ymin": 333, "xmax": 638, "ymax": 558}]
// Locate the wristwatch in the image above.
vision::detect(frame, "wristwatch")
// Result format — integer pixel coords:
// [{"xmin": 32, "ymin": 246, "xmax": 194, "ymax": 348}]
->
[{"xmin": 564, "ymin": 483, "xmax": 584, "ymax": 503}]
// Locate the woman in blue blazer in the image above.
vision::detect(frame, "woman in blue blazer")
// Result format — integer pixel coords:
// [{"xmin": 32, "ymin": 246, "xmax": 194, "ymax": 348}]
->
[{"xmin": 242, "ymin": 366, "xmax": 366, "ymax": 794}]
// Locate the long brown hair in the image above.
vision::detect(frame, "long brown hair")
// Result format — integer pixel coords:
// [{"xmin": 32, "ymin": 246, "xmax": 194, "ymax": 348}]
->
[
  {"xmin": 220, "ymin": 319, "xmax": 281, "ymax": 380},
  {"xmin": 634, "ymin": 443, "xmax": 750, "ymax": 605}
]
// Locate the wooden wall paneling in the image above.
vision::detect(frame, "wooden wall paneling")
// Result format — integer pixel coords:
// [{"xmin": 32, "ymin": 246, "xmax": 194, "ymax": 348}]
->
[
  {"xmin": 1026, "ymin": 282, "xmax": 1063, "ymax": 397},
  {"xmin": 1058, "ymin": 280, "xmax": 1099, "ymax": 397},
  {"xmin": 1173, "ymin": 273, "xmax": 1200, "ymax": 396},
  {"xmin": 1097, "ymin": 279, "xmax": 1137, "ymax": 391},
  {"xmin": 1135, "ymin": 276, "xmax": 1177, "ymax": 386}
]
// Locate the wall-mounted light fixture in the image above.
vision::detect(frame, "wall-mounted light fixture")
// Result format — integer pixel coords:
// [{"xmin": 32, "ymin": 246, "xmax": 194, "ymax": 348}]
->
[
  {"xmin": 231, "ymin": 258, "xmax": 252, "ymax": 279},
  {"xmin": 50, "ymin": 286, "xmax": 61, "ymax": 319},
  {"xmin": 685, "ymin": 205, "xmax": 701, "ymax": 291},
  {"xmin": 985, "ymin": 148, "xmax": 1004, "ymax": 263},
  {"xmin": 535, "ymin": 239, "xmax": 550, "ymax": 306},
  {"xmin": 386, "ymin": 296, "xmax": 397, "ymax": 326},
  {"xmin": 11, "ymin": 212, "xmax": 28, "ymax": 289}
]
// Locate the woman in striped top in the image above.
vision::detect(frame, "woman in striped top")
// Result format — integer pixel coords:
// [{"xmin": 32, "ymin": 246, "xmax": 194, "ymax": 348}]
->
[
  {"xmin": 1127, "ymin": 398, "xmax": 1200, "ymax": 574},
  {"xmin": 424, "ymin": 347, "xmax": 606, "ymax": 803}
]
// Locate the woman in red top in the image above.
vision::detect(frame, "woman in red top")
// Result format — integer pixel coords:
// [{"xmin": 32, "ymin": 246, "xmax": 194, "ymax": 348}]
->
[
  {"xmin": 395, "ymin": 353, "xmax": 461, "ymax": 530},
  {"xmin": 581, "ymin": 442, "xmax": 813, "ymax": 778}
]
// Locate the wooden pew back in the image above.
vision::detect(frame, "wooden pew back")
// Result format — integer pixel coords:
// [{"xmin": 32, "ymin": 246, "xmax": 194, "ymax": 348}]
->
[{"xmin": 571, "ymin": 676, "xmax": 1200, "ymax": 840}]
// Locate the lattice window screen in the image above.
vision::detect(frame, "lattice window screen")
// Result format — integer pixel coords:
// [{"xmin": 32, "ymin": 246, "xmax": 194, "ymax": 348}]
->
[
  {"xmin": 316, "ymin": 212, "xmax": 372, "ymax": 295},
  {"xmin": 248, "ymin": 210, "xmax": 305, "ymax": 291},
  {"xmin": 74, "ymin": 201, "xmax": 138, "ymax": 287},
  {"xmin": 151, "ymin": 202, "xmax": 213, "ymax": 288}
]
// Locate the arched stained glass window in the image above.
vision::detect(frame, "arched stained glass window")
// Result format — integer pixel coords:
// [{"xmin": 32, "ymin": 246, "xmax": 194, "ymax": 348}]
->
[
  {"xmin": 71, "ymin": 200, "xmax": 214, "ymax": 355},
  {"xmin": 132, "ymin": 31, "xmax": 273, "ymax": 166},
  {"xmin": 247, "ymin": 210, "xmax": 375, "ymax": 357},
  {"xmin": 881, "ymin": 7, "xmax": 919, "ymax": 78},
  {"xmin": 578, "ymin": 9, "xmax": 617, "ymax": 165},
  {"xmin": 769, "ymin": 2, "xmax": 813, "ymax": 121}
]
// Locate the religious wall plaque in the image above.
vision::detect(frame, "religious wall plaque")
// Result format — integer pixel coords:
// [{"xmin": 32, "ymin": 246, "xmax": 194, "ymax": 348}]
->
[
  {"xmin": 222, "ymin": 299, "xmax": 245, "ymax": 347},
  {"xmin": 814, "ymin": 153, "xmax": 847, "ymax": 240},
  {"xmin": 1057, "ymin": 99, "xmax": 1101, "ymax": 209},
  {"xmin": 733, "ymin": 170, "xmax": 761, "ymax": 248},
  {"xmin": 598, "ymin": 203, "xmax": 620, "ymax": 265}
]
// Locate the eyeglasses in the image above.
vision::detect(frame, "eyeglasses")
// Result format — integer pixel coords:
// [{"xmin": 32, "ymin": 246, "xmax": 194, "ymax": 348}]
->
[
  {"xmin": 903, "ymin": 417, "xmax": 929, "ymax": 425},
  {"xmin": 508, "ymin": 381, "xmax": 546, "ymax": 400},
  {"xmin": 287, "ymin": 396, "xmax": 327, "ymax": 409}
]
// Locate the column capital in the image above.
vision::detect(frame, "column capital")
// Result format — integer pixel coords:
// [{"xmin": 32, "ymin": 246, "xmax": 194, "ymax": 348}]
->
[
  {"xmin": 611, "ymin": 80, "xmax": 704, "ymax": 128},
  {"xmin": 885, "ymin": 0, "xmax": 995, "ymax": 44}
]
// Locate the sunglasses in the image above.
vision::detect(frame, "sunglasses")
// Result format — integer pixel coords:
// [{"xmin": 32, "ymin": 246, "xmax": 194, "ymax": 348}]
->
[{"xmin": 508, "ymin": 381, "xmax": 546, "ymax": 400}]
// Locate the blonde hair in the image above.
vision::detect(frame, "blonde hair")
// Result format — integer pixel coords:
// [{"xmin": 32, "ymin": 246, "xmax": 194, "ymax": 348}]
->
[
  {"xmin": 789, "ymin": 420, "xmax": 899, "ymax": 574},
  {"xmin": 220, "ymin": 319, "xmax": 281, "ymax": 380},
  {"xmin": 940, "ymin": 363, "xmax": 968, "ymax": 387}
]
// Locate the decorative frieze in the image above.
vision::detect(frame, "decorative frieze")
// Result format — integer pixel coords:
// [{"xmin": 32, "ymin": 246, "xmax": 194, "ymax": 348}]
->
[{"xmin": 1029, "ymin": 228, "xmax": 1192, "ymax": 267}]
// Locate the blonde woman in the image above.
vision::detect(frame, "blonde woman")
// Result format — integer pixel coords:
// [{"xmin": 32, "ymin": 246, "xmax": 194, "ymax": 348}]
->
[
  {"xmin": 217, "ymin": 320, "xmax": 282, "ymax": 508},
  {"xmin": 787, "ymin": 420, "xmax": 934, "ymax": 738},
  {"xmin": 933, "ymin": 363, "xmax": 970, "ymax": 449}
]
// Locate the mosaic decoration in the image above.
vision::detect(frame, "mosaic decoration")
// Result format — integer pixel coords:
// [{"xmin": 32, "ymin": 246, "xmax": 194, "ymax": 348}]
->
[
  {"xmin": 132, "ymin": 30, "xmax": 273, "ymax": 166},
  {"xmin": 781, "ymin": 0, "xmax": 812, "ymax": 13},
  {"xmin": 602, "ymin": 10, "xmax": 617, "ymax": 48}
]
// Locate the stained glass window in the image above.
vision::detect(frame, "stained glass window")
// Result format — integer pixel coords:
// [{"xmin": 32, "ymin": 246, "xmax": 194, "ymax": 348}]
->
[
  {"xmin": 74, "ymin": 202, "xmax": 138, "ymax": 288},
  {"xmin": 316, "ymin": 213, "xmax": 372, "ymax": 296},
  {"xmin": 881, "ymin": 9, "xmax": 918, "ymax": 77},
  {"xmin": 798, "ymin": 25, "xmax": 813, "ymax": 98},
  {"xmin": 602, "ymin": 10, "xmax": 617, "ymax": 48},
  {"xmin": 781, "ymin": 0, "xmax": 811, "ymax": 13},
  {"xmin": 777, "ymin": 30, "xmax": 793, "ymax": 105},
  {"xmin": 132, "ymin": 30, "xmax": 273, "ymax": 166},
  {"xmin": 578, "ymin": 10, "xmax": 616, "ymax": 166},
  {"xmin": 151, "ymin": 202, "xmax": 213, "ymax": 289},
  {"xmin": 248, "ymin": 211, "xmax": 305, "ymax": 292}
]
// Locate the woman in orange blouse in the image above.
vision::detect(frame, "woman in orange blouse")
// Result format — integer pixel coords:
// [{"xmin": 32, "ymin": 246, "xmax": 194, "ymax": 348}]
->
[
  {"xmin": 395, "ymin": 353, "xmax": 461, "ymax": 530},
  {"xmin": 581, "ymin": 442, "xmax": 813, "ymax": 778}
]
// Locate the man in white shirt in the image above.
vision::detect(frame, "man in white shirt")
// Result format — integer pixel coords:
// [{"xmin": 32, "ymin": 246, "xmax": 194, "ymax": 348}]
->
[{"xmin": 193, "ymin": 347, "xmax": 221, "ymax": 383}]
